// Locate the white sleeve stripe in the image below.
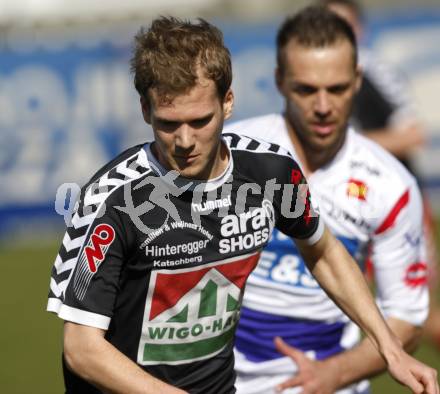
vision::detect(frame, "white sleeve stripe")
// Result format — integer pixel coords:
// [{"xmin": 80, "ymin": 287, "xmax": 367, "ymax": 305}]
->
[
  {"xmin": 294, "ymin": 217, "xmax": 324, "ymax": 246},
  {"xmin": 47, "ymin": 299, "xmax": 110, "ymax": 330},
  {"xmin": 47, "ymin": 297, "xmax": 62, "ymax": 312}
]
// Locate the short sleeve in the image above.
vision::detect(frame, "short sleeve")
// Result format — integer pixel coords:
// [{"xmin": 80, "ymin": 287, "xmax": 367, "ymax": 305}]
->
[
  {"xmin": 274, "ymin": 161, "xmax": 323, "ymax": 245},
  {"xmin": 47, "ymin": 199, "xmax": 127, "ymax": 330},
  {"xmin": 372, "ymin": 182, "xmax": 429, "ymax": 326}
]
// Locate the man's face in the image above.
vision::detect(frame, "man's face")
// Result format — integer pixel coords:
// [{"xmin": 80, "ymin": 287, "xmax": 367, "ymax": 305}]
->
[
  {"xmin": 277, "ymin": 39, "xmax": 361, "ymax": 153},
  {"xmin": 142, "ymin": 78, "xmax": 233, "ymax": 180}
]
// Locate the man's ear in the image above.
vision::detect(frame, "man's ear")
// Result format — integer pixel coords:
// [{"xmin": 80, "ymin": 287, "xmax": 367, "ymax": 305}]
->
[
  {"xmin": 140, "ymin": 96, "xmax": 151, "ymax": 124},
  {"xmin": 354, "ymin": 66, "xmax": 363, "ymax": 93},
  {"xmin": 275, "ymin": 67, "xmax": 284, "ymax": 94},
  {"xmin": 223, "ymin": 89, "xmax": 234, "ymax": 120}
]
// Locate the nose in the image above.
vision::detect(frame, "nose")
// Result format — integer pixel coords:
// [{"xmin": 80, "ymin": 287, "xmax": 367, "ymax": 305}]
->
[
  {"xmin": 313, "ymin": 91, "xmax": 331, "ymax": 119},
  {"xmin": 175, "ymin": 125, "xmax": 195, "ymax": 151}
]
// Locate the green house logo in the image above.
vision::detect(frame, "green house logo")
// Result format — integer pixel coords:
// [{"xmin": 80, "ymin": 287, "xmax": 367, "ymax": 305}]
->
[{"xmin": 137, "ymin": 253, "xmax": 260, "ymax": 365}]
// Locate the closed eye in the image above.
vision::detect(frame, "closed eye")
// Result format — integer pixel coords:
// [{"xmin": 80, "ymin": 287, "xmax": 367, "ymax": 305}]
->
[
  {"xmin": 156, "ymin": 119, "xmax": 179, "ymax": 130},
  {"xmin": 190, "ymin": 114, "xmax": 213, "ymax": 128},
  {"xmin": 328, "ymin": 83, "xmax": 350, "ymax": 94},
  {"xmin": 291, "ymin": 84, "xmax": 317, "ymax": 96}
]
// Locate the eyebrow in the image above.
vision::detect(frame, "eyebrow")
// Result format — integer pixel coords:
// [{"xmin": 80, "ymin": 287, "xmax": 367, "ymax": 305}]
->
[
  {"xmin": 155, "ymin": 112, "xmax": 215, "ymax": 124},
  {"xmin": 155, "ymin": 117, "xmax": 178, "ymax": 124},
  {"xmin": 290, "ymin": 80, "xmax": 351, "ymax": 89}
]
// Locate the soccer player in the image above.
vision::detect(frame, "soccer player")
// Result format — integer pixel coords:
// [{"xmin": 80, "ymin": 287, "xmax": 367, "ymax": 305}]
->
[
  {"xmin": 47, "ymin": 16, "xmax": 438, "ymax": 394},
  {"xmin": 322, "ymin": 0, "xmax": 440, "ymax": 356},
  {"xmin": 319, "ymin": 0, "xmax": 425, "ymax": 162},
  {"xmin": 224, "ymin": 6, "xmax": 436, "ymax": 394}
]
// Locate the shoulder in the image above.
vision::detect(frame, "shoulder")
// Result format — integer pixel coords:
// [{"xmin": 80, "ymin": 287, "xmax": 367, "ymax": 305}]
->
[
  {"xmin": 350, "ymin": 130, "xmax": 415, "ymax": 187},
  {"xmin": 75, "ymin": 144, "xmax": 153, "ymax": 213},
  {"xmin": 223, "ymin": 113, "xmax": 285, "ymax": 141},
  {"xmin": 347, "ymin": 130, "xmax": 418, "ymax": 226},
  {"xmin": 86, "ymin": 144, "xmax": 150, "ymax": 186},
  {"xmin": 223, "ymin": 113, "xmax": 289, "ymax": 161},
  {"xmin": 224, "ymin": 131, "xmax": 293, "ymax": 163},
  {"xmin": 224, "ymin": 132, "xmax": 301, "ymax": 184}
]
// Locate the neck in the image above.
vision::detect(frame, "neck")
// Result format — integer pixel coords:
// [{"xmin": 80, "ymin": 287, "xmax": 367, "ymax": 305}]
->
[
  {"xmin": 151, "ymin": 139, "xmax": 229, "ymax": 181},
  {"xmin": 283, "ymin": 116, "xmax": 344, "ymax": 176},
  {"xmin": 209, "ymin": 139, "xmax": 230, "ymax": 179}
]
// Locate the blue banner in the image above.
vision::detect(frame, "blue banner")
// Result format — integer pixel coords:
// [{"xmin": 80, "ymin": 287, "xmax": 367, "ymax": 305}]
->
[{"xmin": 1, "ymin": 11, "xmax": 440, "ymax": 237}]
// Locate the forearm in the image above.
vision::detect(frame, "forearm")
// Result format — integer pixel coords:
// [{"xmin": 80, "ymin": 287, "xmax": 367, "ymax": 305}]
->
[
  {"xmin": 64, "ymin": 322, "xmax": 185, "ymax": 394},
  {"xmin": 323, "ymin": 318, "xmax": 422, "ymax": 388},
  {"xmin": 302, "ymin": 233, "xmax": 396, "ymax": 353},
  {"xmin": 365, "ymin": 129, "xmax": 409, "ymax": 157},
  {"xmin": 299, "ymin": 230, "xmax": 404, "ymax": 361},
  {"xmin": 294, "ymin": 231, "xmax": 438, "ymax": 394},
  {"xmin": 363, "ymin": 123, "xmax": 424, "ymax": 158}
]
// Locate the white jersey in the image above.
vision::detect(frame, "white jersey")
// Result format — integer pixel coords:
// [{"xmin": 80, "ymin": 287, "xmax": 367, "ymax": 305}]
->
[{"xmin": 224, "ymin": 114, "xmax": 429, "ymax": 394}]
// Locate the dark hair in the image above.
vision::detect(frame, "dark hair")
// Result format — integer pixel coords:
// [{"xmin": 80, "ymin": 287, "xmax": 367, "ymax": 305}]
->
[
  {"xmin": 276, "ymin": 6, "xmax": 358, "ymax": 75},
  {"xmin": 131, "ymin": 16, "xmax": 232, "ymax": 103},
  {"xmin": 317, "ymin": 0, "xmax": 364, "ymax": 21}
]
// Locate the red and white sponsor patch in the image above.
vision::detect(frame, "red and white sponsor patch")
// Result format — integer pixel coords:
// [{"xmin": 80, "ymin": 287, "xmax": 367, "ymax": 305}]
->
[
  {"xmin": 404, "ymin": 262, "xmax": 428, "ymax": 288},
  {"xmin": 85, "ymin": 223, "xmax": 115, "ymax": 272}
]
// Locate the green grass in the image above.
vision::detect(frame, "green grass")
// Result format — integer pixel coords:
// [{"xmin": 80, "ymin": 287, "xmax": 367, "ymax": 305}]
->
[
  {"xmin": 1, "ymin": 241, "xmax": 439, "ymax": 393},
  {"xmin": 0, "ymin": 242, "xmax": 63, "ymax": 394}
]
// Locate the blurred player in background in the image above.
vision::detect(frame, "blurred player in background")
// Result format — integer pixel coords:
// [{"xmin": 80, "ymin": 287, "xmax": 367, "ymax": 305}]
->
[
  {"xmin": 225, "ymin": 6, "xmax": 433, "ymax": 393},
  {"xmin": 321, "ymin": 0, "xmax": 440, "ymax": 353},
  {"xmin": 319, "ymin": 0, "xmax": 425, "ymax": 161}
]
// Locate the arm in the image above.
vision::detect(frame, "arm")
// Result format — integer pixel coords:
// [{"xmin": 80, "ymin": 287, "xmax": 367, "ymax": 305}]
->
[
  {"xmin": 49, "ymin": 190, "xmax": 186, "ymax": 394},
  {"xmin": 359, "ymin": 57, "xmax": 425, "ymax": 158},
  {"xmin": 364, "ymin": 120, "xmax": 425, "ymax": 159},
  {"xmin": 325, "ymin": 317, "xmax": 421, "ymax": 387},
  {"xmin": 277, "ymin": 179, "xmax": 431, "ymax": 393},
  {"xmin": 296, "ymin": 228, "xmax": 395, "ymax": 354},
  {"xmin": 294, "ymin": 228, "xmax": 437, "ymax": 393},
  {"xmin": 64, "ymin": 322, "xmax": 186, "ymax": 394},
  {"xmin": 275, "ymin": 318, "xmax": 421, "ymax": 393}
]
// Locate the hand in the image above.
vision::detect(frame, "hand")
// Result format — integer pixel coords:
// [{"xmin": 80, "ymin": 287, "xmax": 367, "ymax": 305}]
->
[
  {"xmin": 385, "ymin": 348, "xmax": 438, "ymax": 394},
  {"xmin": 274, "ymin": 337, "xmax": 340, "ymax": 394}
]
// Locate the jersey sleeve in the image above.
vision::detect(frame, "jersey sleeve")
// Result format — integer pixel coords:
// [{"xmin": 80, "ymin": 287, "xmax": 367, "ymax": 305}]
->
[
  {"xmin": 47, "ymin": 190, "xmax": 128, "ymax": 330},
  {"xmin": 274, "ymin": 159, "xmax": 324, "ymax": 245},
  {"xmin": 371, "ymin": 181, "xmax": 429, "ymax": 326},
  {"xmin": 360, "ymin": 55, "xmax": 416, "ymax": 128}
]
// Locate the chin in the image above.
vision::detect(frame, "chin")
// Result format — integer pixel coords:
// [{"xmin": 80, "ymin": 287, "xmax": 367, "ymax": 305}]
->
[
  {"xmin": 309, "ymin": 137, "xmax": 337, "ymax": 151},
  {"xmin": 177, "ymin": 166, "xmax": 203, "ymax": 180}
]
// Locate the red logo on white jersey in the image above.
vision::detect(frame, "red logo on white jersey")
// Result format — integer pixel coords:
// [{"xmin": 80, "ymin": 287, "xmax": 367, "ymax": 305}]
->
[
  {"xmin": 347, "ymin": 179, "xmax": 368, "ymax": 201},
  {"xmin": 85, "ymin": 224, "xmax": 115, "ymax": 272},
  {"xmin": 404, "ymin": 262, "xmax": 427, "ymax": 288}
]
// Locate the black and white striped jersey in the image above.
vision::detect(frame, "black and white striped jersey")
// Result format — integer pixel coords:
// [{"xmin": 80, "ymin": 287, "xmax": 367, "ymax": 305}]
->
[{"xmin": 47, "ymin": 133, "xmax": 322, "ymax": 393}]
